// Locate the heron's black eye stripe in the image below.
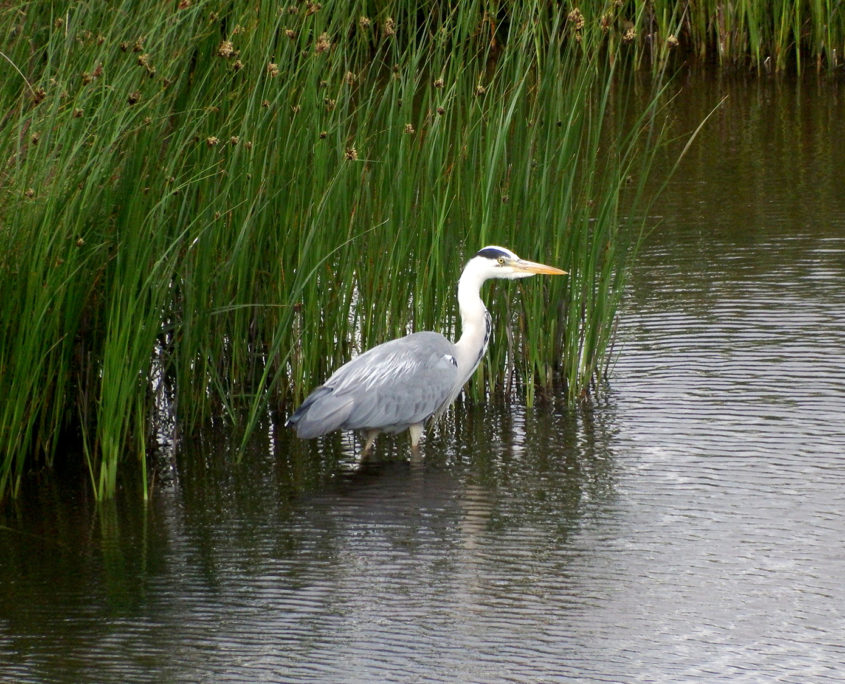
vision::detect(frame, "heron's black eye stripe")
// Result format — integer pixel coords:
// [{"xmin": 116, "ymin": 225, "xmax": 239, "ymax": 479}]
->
[{"xmin": 476, "ymin": 247, "xmax": 509, "ymax": 260}]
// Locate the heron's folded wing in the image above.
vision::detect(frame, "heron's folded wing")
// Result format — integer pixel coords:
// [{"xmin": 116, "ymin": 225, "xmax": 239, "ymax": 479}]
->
[{"xmin": 326, "ymin": 332, "xmax": 459, "ymax": 431}]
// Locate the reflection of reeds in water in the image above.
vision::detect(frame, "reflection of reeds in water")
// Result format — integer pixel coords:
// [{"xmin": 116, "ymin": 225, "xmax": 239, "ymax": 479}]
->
[{"xmin": 1, "ymin": 2, "xmax": 680, "ymax": 499}]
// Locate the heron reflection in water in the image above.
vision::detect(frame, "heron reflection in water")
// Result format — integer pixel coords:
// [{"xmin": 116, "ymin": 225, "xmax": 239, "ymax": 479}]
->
[{"xmin": 286, "ymin": 246, "xmax": 566, "ymax": 452}]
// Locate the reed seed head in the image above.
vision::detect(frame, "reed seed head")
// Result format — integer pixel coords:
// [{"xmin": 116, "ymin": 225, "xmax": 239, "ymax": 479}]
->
[
  {"xmin": 73, "ymin": 108, "xmax": 83, "ymax": 118},
  {"xmin": 306, "ymin": 2, "xmax": 321, "ymax": 15},
  {"xmin": 285, "ymin": 29, "xmax": 296, "ymax": 39},
  {"xmin": 344, "ymin": 71, "xmax": 356, "ymax": 85},
  {"xmin": 178, "ymin": 0, "xmax": 191, "ymax": 8},
  {"xmin": 475, "ymin": 84, "xmax": 486, "ymax": 95},
  {"xmin": 404, "ymin": 123, "xmax": 415, "ymax": 134},
  {"xmin": 359, "ymin": 16, "xmax": 371, "ymax": 30},
  {"xmin": 436, "ymin": 106, "xmax": 445, "ymax": 116},
  {"xmin": 623, "ymin": 27, "xmax": 636, "ymax": 43},
  {"xmin": 567, "ymin": 8, "xmax": 585, "ymax": 31},
  {"xmin": 218, "ymin": 40, "xmax": 235, "ymax": 58},
  {"xmin": 667, "ymin": 34, "xmax": 679, "ymax": 48},
  {"xmin": 345, "ymin": 145, "xmax": 358, "ymax": 160},
  {"xmin": 383, "ymin": 17, "xmax": 396, "ymax": 37},
  {"xmin": 315, "ymin": 32, "xmax": 331, "ymax": 53},
  {"xmin": 24, "ymin": 188, "xmax": 35, "ymax": 198},
  {"xmin": 206, "ymin": 136, "xmax": 219, "ymax": 147},
  {"xmin": 319, "ymin": 130, "xmax": 327, "ymax": 139},
  {"xmin": 267, "ymin": 62, "xmax": 280, "ymax": 77},
  {"xmin": 230, "ymin": 136, "xmax": 240, "ymax": 145},
  {"xmin": 82, "ymin": 63, "xmax": 103, "ymax": 84},
  {"xmin": 128, "ymin": 91, "xmax": 141, "ymax": 105},
  {"xmin": 138, "ymin": 54, "xmax": 155, "ymax": 76},
  {"xmin": 76, "ymin": 237, "xmax": 85, "ymax": 247},
  {"xmin": 434, "ymin": 78, "xmax": 444, "ymax": 89}
]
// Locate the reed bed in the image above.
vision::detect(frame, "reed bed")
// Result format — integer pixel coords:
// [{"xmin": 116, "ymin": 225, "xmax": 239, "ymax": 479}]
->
[{"xmin": 0, "ymin": 1, "xmax": 698, "ymax": 500}]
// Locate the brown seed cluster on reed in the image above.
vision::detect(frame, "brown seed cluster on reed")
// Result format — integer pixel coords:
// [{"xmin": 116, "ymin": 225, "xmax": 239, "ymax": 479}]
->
[
  {"xmin": 567, "ymin": 8, "xmax": 585, "ymax": 31},
  {"xmin": 315, "ymin": 32, "xmax": 331, "ymax": 53}
]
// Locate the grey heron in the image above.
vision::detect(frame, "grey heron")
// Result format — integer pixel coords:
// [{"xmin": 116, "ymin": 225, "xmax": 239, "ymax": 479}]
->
[{"xmin": 286, "ymin": 246, "xmax": 566, "ymax": 452}]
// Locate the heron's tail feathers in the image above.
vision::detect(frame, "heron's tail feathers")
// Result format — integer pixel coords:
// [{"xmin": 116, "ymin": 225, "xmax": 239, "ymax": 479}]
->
[{"xmin": 285, "ymin": 387, "xmax": 354, "ymax": 439}]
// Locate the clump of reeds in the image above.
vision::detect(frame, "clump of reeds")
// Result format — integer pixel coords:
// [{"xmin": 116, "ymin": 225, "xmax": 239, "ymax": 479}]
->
[
  {"xmin": 575, "ymin": 0, "xmax": 844, "ymax": 72},
  {"xmin": 0, "ymin": 1, "xmax": 687, "ymax": 500}
]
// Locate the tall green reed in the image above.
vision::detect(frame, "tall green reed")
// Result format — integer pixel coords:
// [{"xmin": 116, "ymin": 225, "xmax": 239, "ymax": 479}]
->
[{"xmin": 1, "ymin": 0, "xmax": 680, "ymax": 500}]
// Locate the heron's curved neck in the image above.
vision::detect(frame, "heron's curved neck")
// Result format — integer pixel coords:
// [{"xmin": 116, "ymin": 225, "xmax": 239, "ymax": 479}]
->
[{"xmin": 454, "ymin": 266, "xmax": 492, "ymax": 381}]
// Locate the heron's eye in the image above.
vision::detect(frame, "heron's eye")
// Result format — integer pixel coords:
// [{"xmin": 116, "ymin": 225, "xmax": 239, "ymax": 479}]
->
[{"xmin": 497, "ymin": 256, "xmax": 506, "ymax": 266}]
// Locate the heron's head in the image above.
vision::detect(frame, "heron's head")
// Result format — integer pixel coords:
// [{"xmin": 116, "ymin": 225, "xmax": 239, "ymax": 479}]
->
[{"xmin": 470, "ymin": 245, "xmax": 567, "ymax": 280}]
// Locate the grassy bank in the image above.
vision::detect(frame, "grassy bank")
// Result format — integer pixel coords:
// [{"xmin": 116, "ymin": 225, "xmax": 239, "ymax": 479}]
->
[{"xmin": 1, "ymin": 1, "xmax": 675, "ymax": 500}]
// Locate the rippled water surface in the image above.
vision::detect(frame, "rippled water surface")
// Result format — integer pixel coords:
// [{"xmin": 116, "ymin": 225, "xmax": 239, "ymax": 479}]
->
[{"xmin": 2, "ymin": 76, "xmax": 845, "ymax": 682}]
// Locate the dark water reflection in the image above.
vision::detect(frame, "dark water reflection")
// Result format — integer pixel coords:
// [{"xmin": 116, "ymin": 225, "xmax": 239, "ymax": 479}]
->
[{"xmin": 3, "ymin": 73, "xmax": 845, "ymax": 681}]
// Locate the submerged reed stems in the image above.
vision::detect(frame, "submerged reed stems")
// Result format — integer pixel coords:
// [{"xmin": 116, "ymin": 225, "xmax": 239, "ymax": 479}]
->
[{"xmin": 3, "ymin": 0, "xmax": 829, "ymax": 500}]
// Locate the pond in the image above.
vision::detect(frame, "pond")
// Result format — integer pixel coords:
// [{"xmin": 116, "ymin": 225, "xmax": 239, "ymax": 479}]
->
[{"xmin": 2, "ymin": 72, "xmax": 844, "ymax": 682}]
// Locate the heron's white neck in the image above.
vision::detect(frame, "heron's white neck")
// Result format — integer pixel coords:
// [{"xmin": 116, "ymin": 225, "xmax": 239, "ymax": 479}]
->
[{"xmin": 454, "ymin": 262, "xmax": 493, "ymax": 384}]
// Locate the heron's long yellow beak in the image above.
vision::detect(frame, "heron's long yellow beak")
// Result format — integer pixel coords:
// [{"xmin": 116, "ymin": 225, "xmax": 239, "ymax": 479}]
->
[{"xmin": 513, "ymin": 259, "xmax": 567, "ymax": 275}]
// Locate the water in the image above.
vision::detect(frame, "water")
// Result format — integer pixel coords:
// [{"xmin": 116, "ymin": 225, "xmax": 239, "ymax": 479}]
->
[{"xmin": 2, "ymin": 74, "xmax": 845, "ymax": 682}]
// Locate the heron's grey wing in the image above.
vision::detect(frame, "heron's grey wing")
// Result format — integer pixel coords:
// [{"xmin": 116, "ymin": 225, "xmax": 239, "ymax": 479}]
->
[{"xmin": 326, "ymin": 331, "xmax": 459, "ymax": 433}]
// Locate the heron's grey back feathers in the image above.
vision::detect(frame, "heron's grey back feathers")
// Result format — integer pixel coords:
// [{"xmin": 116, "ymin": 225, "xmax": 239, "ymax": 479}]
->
[{"xmin": 286, "ymin": 331, "xmax": 459, "ymax": 439}]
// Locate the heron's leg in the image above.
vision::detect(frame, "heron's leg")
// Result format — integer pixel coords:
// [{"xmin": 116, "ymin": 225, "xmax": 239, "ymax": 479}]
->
[
  {"xmin": 362, "ymin": 430, "xmax": 379, "ymax": 455},
  {"xmin": 408, "ymin": 423, "xmax": 424, "ymax": 453}
]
